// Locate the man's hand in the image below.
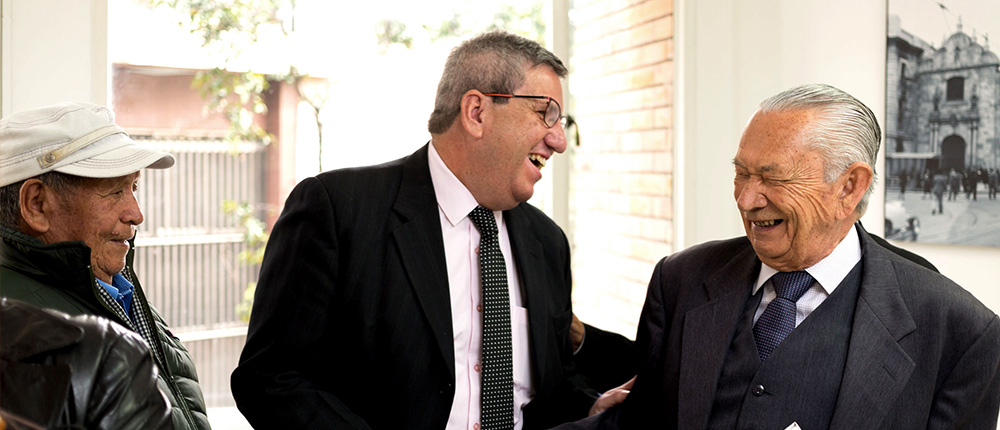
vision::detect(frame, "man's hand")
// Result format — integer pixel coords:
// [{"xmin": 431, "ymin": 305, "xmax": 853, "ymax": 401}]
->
[
  {"xmin": 570, "ymin": 313, "xmax": 585, "ymax": 352},
  {"xmin": 588, "ymin": 376, "xmax": 636, "ymax": 416}
]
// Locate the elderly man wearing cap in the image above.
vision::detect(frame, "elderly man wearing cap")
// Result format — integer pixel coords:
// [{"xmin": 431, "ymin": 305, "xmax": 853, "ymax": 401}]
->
[{"xmin": 0, "ymin": 102, "xmax": 210, "ymax": 430}]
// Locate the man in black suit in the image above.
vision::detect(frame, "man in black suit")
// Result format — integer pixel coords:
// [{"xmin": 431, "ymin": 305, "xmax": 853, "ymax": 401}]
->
[
  {"xmin": 556, "ymin": 84, "xmax": 1000, "ymax": 429},
  {"xmin": 232, "ymin": 31, "xmax": 613, "ymax": 429}
]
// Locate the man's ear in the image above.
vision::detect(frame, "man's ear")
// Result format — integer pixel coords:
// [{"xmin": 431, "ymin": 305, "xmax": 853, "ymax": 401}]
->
[
  {"xmin": 19, "ymin": 179, "xmax": 53, "ymax": 234},
  {"xmin": 838, "ymin": 162, "xmax": 874, "ymax": 217},
  {"xmin": 459, "ymin": 90, "xmax": 487, "ymax": 139}
]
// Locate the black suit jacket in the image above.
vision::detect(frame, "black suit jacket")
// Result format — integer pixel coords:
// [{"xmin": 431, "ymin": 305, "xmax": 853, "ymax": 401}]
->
[
  {"xmin": 232, "ymin": 145, "xmax": 595, "ymax": 429},
  {"xmin": 575, "ymin": 323, "xmax": 637, "ymax": 393},
  {"xmin": 557, "ymin": 225, "xmax": 1000, "ymax": 429}
]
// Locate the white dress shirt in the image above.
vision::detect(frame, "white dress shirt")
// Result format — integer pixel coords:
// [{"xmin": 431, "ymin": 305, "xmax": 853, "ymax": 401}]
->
[
  {"xmin": 428, "ymin": 142, "xmax": 534, "ymax": 430},
  {"xmin": 753, "ymin": 224, "xmax": 863, "ymax": 326}
]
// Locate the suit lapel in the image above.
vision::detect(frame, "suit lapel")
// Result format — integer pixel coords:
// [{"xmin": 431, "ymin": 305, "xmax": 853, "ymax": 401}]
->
[
  {"xmin": 391, "ymin": 145, "xmax": 456, "ymax": 376},
  {"xmin": 830, "ymin": 227, "xmax": 917, "ymax": 427},
  {"xmin": 678, "ymin": 244, "xmax": 760, "ymax": 427},
  {"xmin": 504, "ymin": 206, "xmax": 555, "ymax": 389}
]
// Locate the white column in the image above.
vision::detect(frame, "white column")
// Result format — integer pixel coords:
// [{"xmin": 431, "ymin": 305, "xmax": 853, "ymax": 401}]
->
[
  {"xmin": 0, "ymin": 0, "xmax": 109, "ymax": 116},
  {"xmin": 547, "ymin": 0, "xmax": 571, "ymax": 234}
]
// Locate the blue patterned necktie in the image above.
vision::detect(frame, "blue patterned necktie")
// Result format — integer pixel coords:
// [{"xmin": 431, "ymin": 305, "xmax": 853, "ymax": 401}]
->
[
  {"xmin": 753, "ymin": 270, "xmax": 815, "ymax": 362},
  {"xmin": 468, "ymin": 206, "xmax": 514, "ymax": 430}
]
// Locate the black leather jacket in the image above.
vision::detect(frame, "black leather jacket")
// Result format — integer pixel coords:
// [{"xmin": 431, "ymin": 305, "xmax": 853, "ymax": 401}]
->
[{"xmin": 0, "ymin": 298, "xmax": 172, "ymax": 429}]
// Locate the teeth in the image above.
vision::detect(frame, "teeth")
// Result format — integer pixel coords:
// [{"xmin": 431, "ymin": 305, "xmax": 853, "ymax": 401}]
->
[
  {"xmin": 529, "ymin": 154, "xmax": 547, "ymax": 168},
  {"xmin": 754, "ymin": 220, "xmax": 777, "ymax": 227}
]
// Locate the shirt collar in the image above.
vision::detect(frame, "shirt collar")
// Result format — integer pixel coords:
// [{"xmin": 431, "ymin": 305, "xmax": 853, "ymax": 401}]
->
[
  {"xmin": 753, "ymin": 224, "xmax": 862, "ymax": 295},
  {"xmin": 95, "ymin": 273, "xmax": 135, "ymax": 300},
  {"xmin": 428, "ymin": 141, "xmax": 491, "ymax": 226}
]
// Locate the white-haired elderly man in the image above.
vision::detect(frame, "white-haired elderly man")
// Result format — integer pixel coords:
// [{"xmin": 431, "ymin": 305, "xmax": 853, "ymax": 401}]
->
[
  {"xmin": 555, "ymin": 84, "xmax": 1000, "ymax": 429},
  {"xmin": 0, "ymin": 102, "xmax": 210, "ymax": 430}
]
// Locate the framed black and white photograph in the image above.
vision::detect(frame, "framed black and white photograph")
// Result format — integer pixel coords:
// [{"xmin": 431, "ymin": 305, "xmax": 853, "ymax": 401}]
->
[{"xmin": 885, "ymin": 0, "xmax": 1000, "ymax": 246}]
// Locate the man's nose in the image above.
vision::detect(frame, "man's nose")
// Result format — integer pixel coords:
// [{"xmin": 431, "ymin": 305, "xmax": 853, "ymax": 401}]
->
[
  {"xmin": 546, "ymin": 122, "xmax": 568, "ymax": 154},
  {"xmin": 122, "ymin": 191, "xmax": 144, "ymax": 226},
  {"xmin": 735, "ymin": 179, "xmax": 767, "ymax": 211}
]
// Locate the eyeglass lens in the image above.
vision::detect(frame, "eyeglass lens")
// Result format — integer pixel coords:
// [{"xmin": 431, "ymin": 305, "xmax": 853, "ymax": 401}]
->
[{"xmin": 545, "ymin": 99, "xmax": 562, "ymax": 128}]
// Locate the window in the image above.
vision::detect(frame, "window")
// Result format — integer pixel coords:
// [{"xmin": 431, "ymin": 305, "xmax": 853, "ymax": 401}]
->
[
  {"xmin": 947, "ymin": 77, "xmax": 964, "ymax": 101},
  {"xmin": 107, "ymin": 2, "xmax": 564, "ymax": 429}
]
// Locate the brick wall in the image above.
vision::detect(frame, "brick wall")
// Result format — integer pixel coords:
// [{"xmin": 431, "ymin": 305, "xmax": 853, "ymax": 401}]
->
[{"xmin": 569, "ymin": 0, "xmax": 674, "ymax": 338}]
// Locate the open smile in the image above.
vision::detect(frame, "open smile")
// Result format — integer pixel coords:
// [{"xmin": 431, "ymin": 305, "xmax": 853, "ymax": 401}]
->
[
  {"xmin": 752, "ymin": 219, "xmax": 784, "ymax": 227},
  {"xmin": 528, "ymin": 154, "xmax": 547, "ymax": 169}
]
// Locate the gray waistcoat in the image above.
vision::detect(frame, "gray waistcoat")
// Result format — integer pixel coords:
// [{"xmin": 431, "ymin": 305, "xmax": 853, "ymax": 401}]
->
[{"xmin": 707, "ymin": 262, "xmax": 863, "ymax": 430}]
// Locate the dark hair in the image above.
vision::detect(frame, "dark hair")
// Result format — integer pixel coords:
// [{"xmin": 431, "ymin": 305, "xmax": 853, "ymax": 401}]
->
[
  {"xmin": 0, "ymin": 172, "xmax": 86, "ymax": 229},
  {"xmin": 427, "ymin": 30, "xmax": 567, "ymax": 134}
]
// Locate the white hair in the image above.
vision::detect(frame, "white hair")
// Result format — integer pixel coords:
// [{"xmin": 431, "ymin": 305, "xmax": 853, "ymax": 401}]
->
[{"xmin": 758, "ymin": 83, "xmax": 881, "ymax": 215}]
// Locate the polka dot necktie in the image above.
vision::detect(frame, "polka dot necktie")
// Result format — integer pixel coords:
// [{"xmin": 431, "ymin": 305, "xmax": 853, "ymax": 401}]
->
[
  {"xmin": 753, "ymin": 270, "xmax": 815, "ymax": 362},
  {"xmin": 468, "ymin": 206, "xmax": 514, "ymax": 430}
]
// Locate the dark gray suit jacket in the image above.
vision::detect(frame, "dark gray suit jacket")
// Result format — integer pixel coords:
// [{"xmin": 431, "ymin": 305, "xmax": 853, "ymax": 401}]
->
[
  {"xmin": 557, "ymin": 225, "xmax": 1000, "ymax": 429},
  {"xmin": 232, "ymin": 144, "xmax": 596, "ymax": 429}
]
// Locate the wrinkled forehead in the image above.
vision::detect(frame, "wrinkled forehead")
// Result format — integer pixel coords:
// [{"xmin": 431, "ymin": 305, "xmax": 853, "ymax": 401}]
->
[
  {"xmin": 61, "ymin": 171, "xmax": 142, "ymax": 191},
  {"xmin": 738, "ymin": 109, "xmax": 816, "ymax": 152},
  {"xmin": 517, "ymin": 65, "xmax": 565, "ymax": 103}
]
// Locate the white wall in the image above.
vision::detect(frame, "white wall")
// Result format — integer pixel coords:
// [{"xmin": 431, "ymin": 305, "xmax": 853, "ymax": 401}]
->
[
  {"xmin": 676, "ymin": 0, "xmax": 1000, "ymax": 312},
  {"xmin": 0, "ymin": 0, "xmax": 109, "ymax": 116}
]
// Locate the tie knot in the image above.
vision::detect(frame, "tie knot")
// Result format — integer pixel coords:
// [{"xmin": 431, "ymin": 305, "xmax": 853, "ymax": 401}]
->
[
  {"xmin": 770, "ymin": 271, "xmax": 814, "ymax": 302},
  {"xmin": 468, "ymin": 206, "xmax": 498, "ymax": 236}
]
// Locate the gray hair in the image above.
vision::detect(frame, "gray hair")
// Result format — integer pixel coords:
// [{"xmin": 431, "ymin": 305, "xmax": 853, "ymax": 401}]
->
[
  {"xmin": 0, "ymin": 172, "xmax": 85, "ymax": 229},
  {"xmin": 427, "ymin": 30, "xmax": 567, "ymax": 134},
  {"xmin": 758, "ymin": 83, "xmax": 881, "ymax": 215}
]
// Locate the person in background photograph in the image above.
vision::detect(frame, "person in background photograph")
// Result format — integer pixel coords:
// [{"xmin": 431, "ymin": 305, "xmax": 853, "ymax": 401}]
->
[
  {"xmin": 988, "ymin": 168, "xmax": 999, "ymax": 200},
  {"xmin": 932, "ymin": 168, "xmax": 948, "ymax": 215},
  {"xmin": 948, "ymin": 167, "xmax": 961, "ymax": 201}
]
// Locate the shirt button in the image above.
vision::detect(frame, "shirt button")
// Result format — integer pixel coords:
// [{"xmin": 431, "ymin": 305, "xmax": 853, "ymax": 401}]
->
[
  {"xmin": 752, "ymin": 384, "xmax": 765, "ymax": 396},
  {"xmin": 477, "ymin": 304, "xmax": 483, "ymax": 312},
  {"xmin": 474, "ymin": 423, "xmax": 480, "ymax": 430},
  {"xmin": 474, "ymin": 363, "xmax": 481, "ymax": 373}
]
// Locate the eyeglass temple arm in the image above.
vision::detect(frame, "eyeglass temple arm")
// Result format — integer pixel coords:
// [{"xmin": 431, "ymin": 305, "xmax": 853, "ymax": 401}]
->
[{"xmin": 564, "ymin": 114, "xmax": 580, "ymax": 146}]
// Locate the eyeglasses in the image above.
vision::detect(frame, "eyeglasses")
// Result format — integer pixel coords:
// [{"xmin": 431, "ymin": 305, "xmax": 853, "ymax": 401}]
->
[{"xmin": 482, "ymin": 93, "xmax": 567, "ymax": 128}]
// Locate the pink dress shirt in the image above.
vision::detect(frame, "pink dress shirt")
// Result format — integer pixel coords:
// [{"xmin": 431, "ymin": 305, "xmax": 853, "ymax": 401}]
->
[{"xmin": 428, "ymin": 142, "xmax": 534, "ymax": 430}]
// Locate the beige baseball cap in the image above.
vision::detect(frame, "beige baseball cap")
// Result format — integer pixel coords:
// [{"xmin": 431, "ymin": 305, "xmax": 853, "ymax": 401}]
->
[{"xmin": 0, "ymin": 102, "xmax": 175, "ymax": 187}]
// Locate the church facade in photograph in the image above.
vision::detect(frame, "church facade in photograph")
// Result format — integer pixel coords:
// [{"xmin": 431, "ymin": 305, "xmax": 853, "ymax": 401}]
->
[{"xmin": 886, "ymin": 16, "xmax": 1000, "ymax": 178}]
